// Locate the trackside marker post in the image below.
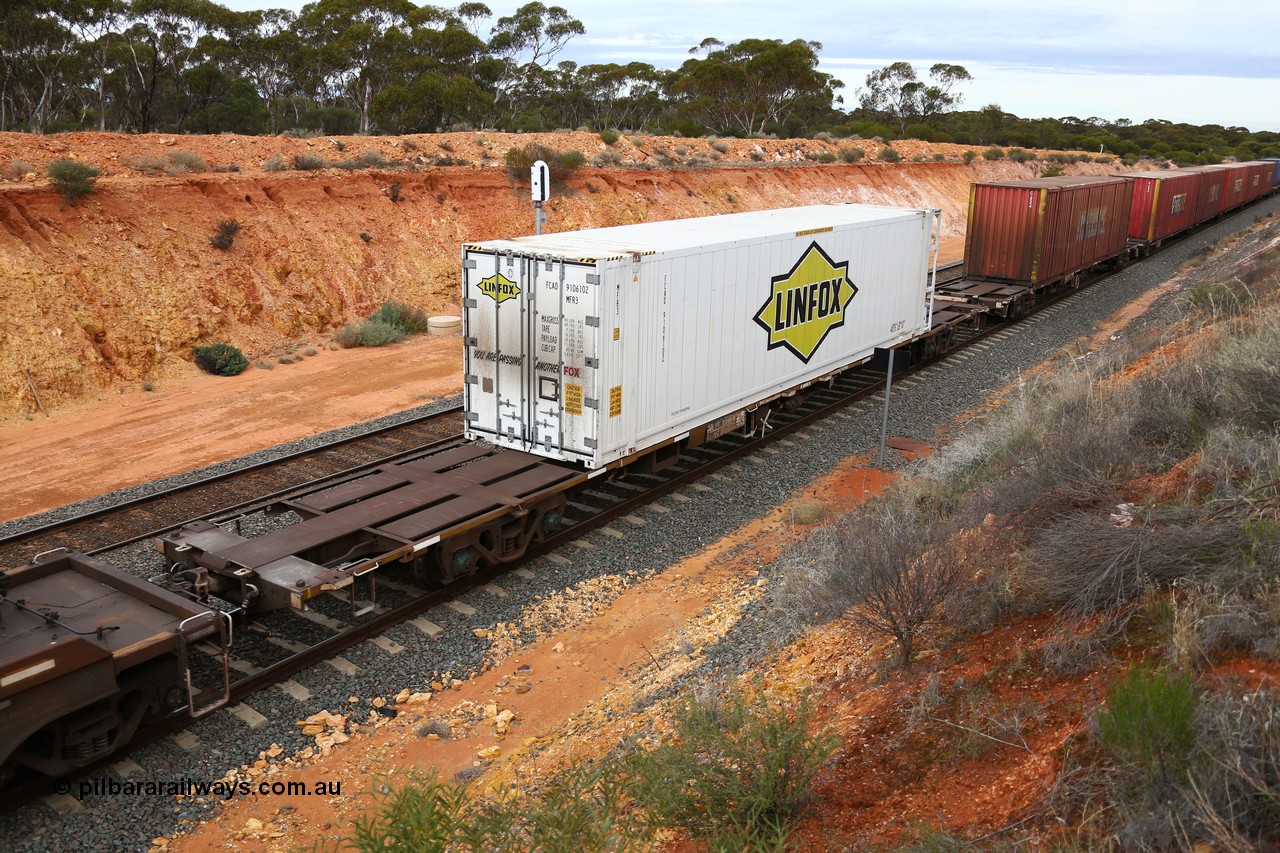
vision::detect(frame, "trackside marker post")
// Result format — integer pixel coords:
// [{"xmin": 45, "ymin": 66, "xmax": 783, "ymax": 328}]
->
[{"xmin": 531, "ymin": 159, "xmax": 549, "ymax": 234}]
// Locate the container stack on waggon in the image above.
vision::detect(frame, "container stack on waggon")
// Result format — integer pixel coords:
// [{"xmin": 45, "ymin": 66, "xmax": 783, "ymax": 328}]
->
[{"xmin": 461, "ymin": 205, "xmax": 941, "ymax": 469}]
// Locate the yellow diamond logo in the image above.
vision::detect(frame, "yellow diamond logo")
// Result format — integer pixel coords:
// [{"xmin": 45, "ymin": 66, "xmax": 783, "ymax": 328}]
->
[
  {"xmin": 753, "ymin": 242, "xmax": 857, "ymax": 363},
  {"xmin": 477, "ymin": 272, "xmax": 521, "ymax": 303}
]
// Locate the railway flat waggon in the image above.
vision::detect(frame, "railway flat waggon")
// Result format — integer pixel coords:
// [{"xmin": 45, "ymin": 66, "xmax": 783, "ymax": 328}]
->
[{"xmin": 0, "ymin": 550, "xmax": 230, "ymax": 782}]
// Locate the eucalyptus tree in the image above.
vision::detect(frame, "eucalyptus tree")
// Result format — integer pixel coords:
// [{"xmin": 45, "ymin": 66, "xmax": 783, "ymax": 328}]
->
[{"xmin": 672, "ymin": 38, "xmax": 838, "ymax": 136}]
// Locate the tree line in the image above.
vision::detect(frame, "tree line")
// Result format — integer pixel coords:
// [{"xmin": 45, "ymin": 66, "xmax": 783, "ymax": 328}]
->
[{"xmin": 2, "ymin": 0, "xmax": 1276, "ymax": 165}]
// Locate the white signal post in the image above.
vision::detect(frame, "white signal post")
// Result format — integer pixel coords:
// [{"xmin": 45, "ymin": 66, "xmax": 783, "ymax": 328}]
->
[{"xmin": 531, "ymin": 159, "xmax": 550, "ymax": 234}]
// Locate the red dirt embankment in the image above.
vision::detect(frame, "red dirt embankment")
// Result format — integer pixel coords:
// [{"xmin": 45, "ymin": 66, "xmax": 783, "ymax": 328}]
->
[{"xmin": 0, "ymin": 130, "xmax": 1120, "ymax": 419}]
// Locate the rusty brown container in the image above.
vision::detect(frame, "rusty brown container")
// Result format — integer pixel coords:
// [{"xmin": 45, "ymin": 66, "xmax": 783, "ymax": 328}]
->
[
  {"xmin": 964, "ymin": 176, "xmax": 1134, "ymax": 284},
  {"xmin": 1126, "ymin": 170, "xmax": 1203, "ymax": 244},
  {"xmin": 1237, "ymin": 161, "xmax": 1276, "ymax": 203},
  {"xmin": 1178, "ymin": 166, "xmax": 1230, "ymax": 220}
]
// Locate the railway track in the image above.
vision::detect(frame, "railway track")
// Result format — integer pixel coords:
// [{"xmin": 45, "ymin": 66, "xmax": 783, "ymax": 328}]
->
[{"xmin": 0, "ymin": 408, "xmax": 464, "ymax": 568}]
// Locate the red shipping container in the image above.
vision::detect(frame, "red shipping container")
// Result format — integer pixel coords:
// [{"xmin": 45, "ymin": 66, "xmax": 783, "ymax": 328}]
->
[
  {"xmin": 1126, "ymin": 170, "xmax": 1202, "ymax": 244},
  {"xmin": 1176, "ymin": 166, "xmax": 1229, "ymax": 222},
  {"xmin": 1238, "ymin": 161, "xmax": 1275, "ymax": 203},
  {"xmin": 1204, "ymin": 163, "xmax": 1253, "ymax": 210},
  {"xmin": 964, "ymin": 176, "xmax": 1134, "ymax": 284}
]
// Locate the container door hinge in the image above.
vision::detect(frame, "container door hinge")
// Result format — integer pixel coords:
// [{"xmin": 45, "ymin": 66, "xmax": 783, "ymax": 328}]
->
[
  {"xmin": 464, "ymin": 259, "xmax": 477, "ymax": 269},
  {"xmin": 585, "ymin": 316, "xmax": 600, "ymax": 327},
  {"xmin": 464, "ymin": 374, "xmax": 478, "ymax": 384},
  {"xmin": 584, "ymin": 397, "xmax": 599, "ymax": 410},
  {"xmin": 585, "ymin": 357, "xmax": 599, "ymax": 368},
  {"xmin": 464, "ymin": 336, "xmax": 478, "ymax": 347},
  {"xmin": 463, "ymin": 298, "xmax": 477, "ymax": 308},
  {"xmin": 465, "ymin": 412, "xmax": 479, "ymax": 422},
  {"xmin": 585, "ymin": 274, "xmax": 600, "ymax": 285},
  {"xmin": 584, "ymin": 438, "xmax": 598, "ymax": 449}
]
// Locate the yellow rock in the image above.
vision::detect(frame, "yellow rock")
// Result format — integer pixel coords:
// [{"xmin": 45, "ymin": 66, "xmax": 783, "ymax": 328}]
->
[
  {"xmin": 408, "ymin": 692, "xmax": 432, "ymax": 704},
  {"xmin": 477, "ymin": 745, "xmax": 501, "ymax": 759},
  {"xmin": 483, "ymin": 703, "xmax": 498, "ymax": 719},
  {"xmin": 245, "ymin": 818, "xmax": 263, "ymax": 832},
  {"xmin": 301, "ymin": 724, "xmax": 325, "ymax": 736},
  {"xmin": 473, "ymin": 628, "xmax": 490, "ymax": 638},
  {"xmin": 372, "ymin": 697, "xmax": 387, "ymax": 708},
  {"xmin": 265, "ymin": 744, "xmax": 283, "ymax": 759}
]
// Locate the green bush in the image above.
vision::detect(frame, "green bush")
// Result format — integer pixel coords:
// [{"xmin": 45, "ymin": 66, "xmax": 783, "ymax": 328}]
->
[
  {"xmin": 598, "ymin": 128, "xmax": 620, "ymax": 145},
  {"xmin": 962, "ymin": 150, "xmax": 977, "ymax": 163},
  {"xmin": 193, "ymin": 342, "xmax": 249, "ymax": 376},
  {"xmin": 711, "ymin": 139, "xmax": 730, "ymax": 154},
  {"xmin": 814, "ymin": 151, "xmax": 838, "ymax": 163},
  {"xmin": 504, "ymin": 143, "xmax": 584, "ymax": 182},
  {"xmin": 1097, "ymin": 665, "xmax": 1198, "ymax": 785},
  {"xmin": 340, "ymin": 765, "xmax": 649, "ymax": 852},
  {"xmin": 839, "ymin": 146, "xmax": 865, "ymax": 163},
  {"xmin": 983, "ymin": 147, "xmax": 1006, "ymax": 161},
  {"xmin": 370, "ymin": 300, "xmax": 431, "ymax": 334},
  {"xmin": 878, "ymin": 147, "xmax": 902, "ymax": 163},
  {"xmin": 293, "ymin": 153, "xmax": 327, "ymax": 170},
  {"xmin": 334, "ymin": 318, "xmax": 406, "ymax": 348},
  {"xmin": 627, "ymin": 688, "xmax": 833, "ymax": 841},
  {"xmin": 47, "ymin": 159, "xmax": 100, "ymax": 204},
  {"xmin": 1042, "ymin": 164, "xmax": 1065, "ymax": 178},
  {"xmin": 933, "ymin": 153, "xmax": 947, "ymax": 162},
  {"xmin": 1008, "ymin": 147, "xmax": 1037, "ymax": 162}
]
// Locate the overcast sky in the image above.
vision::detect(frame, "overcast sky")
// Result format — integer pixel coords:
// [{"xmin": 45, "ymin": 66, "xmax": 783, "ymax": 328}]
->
[{"xmin": 220, "ymin": 0, "xmax": 1280, "ymax": 132}]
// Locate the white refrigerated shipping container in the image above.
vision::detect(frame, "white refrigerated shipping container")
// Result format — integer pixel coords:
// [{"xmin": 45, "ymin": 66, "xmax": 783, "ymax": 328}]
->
[{"xmin": 462, "ymin": 204, "xmax": 940, "ymax": 468}]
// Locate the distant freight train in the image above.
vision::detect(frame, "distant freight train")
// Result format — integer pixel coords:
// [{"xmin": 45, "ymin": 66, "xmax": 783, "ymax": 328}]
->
[{"xmin": 3, "ymin": 161, "xmax": 1277, "ymax": 784}]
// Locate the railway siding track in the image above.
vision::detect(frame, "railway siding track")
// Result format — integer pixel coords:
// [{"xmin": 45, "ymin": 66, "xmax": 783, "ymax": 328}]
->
[{"xmin": 0, "ymin": 407, "xmax": 464, "ymax": 568}]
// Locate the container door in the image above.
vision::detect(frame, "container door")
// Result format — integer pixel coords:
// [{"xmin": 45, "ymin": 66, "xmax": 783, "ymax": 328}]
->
[
  {"xmin": 528, "ymin": 258, "xmax": 567, "ymax": 454},
  {"xmin": 464, "ymin": 251, "xmax": 531, "ymax": 445},
  {"xmin": 557, "ymin": 263, "xmax": 601, "ymax": 463}
]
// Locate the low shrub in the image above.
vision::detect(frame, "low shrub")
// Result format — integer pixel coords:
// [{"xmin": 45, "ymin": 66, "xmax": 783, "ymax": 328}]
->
[
  {"xmin": 192, "ymin": 342, "xmax": 248, "ymax": 376},
  {"xmin": 710, "ymin": 139, "xmax": 730, "ymax": 154},
  {"xmin": 598, "ymin": 128, "xmax": 620, "ymax": 145},
  {"xmin": 1007, "ymin": 147, "xmax": 1036, "ymax": 162},
  {"xmin": 878, "ymin": 147, "xmax": 902, "ymax": 163},
  {"xmin": 504, "ymin": 143, "xmax": 584, "ymax": 181},
  {"xmin": 839, "ymin": 145, "xmax": 864, "ymax": 163},
  {"xmin": 627, "ymin": 687, "xmax": 834, "ymax": 841},
  {"xmin": 208, "ymin": 218, "xmax": 240, "ymax": 250},
  {"xmin": 293, "ymin": 153, "xmax": 327, "ymax": 170},
  {"xmin": 262, "ymin": 154, "xmax": 286, "ymax": 172},
  {"xmin": 1042, "ymin": 164, "xmax": 1065, "ymax": 177},
  {"xmin": 814, "ymin": 151, "xmax": 837, "ymax": 163},
  {"xmin": 370, "ymin": 300, "xmax": 431, "ymax": 334},
  {"xmin": 340, "ymin": 764, "xmax": 646, "ymax": 852},
  {"xmin": 933, "ymin": 152, "xmax": 947, "ymax": 162},
  {"xmin": 962, "ymin": 149, "xmax": 977, "ymax": 163},
  {"xmin": 983, "ymin": 147, "xmax": 1005, "ymax": 160},
  {"xmin": 132, "ymin": 155, "xmax": 167, "ymax": 176},
  {"xmin": 334, "ymin": 319, "xmax": 405, "ymax": 348},
  {"xmin": 47, "ymin": 159, "xmax": 100, "ymax": 204},
  {"xmin": 594, "ymin": 149, "xmax": 622, "ymax": 167},
  {"xmin": 167, "ymin": 150, "xmax": 208, "ymax": 174},
  {"xmin": 1097, "ymin": 664, "xmax": 1198, "ymax": 787}
]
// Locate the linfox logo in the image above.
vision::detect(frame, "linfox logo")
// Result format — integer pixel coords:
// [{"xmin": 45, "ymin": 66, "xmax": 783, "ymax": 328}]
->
[
  {"xmin": 753, "ymin": 241, "xmax": 857, "ymax": 363},
  {"xmin": 477, "ymin": 272, "xmax": 521, "ymax": 303}
]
